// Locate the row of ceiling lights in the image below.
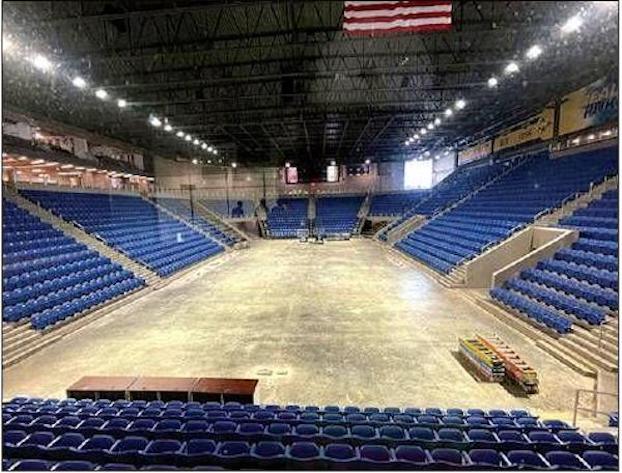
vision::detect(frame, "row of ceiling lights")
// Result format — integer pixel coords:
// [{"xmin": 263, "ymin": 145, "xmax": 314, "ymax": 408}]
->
[
  {"xmin": 403, "ymin": 10, "xmax": 590, "ymax": 151},
  {"xmin": 3, "ymin": 37, "xmax": 219, "ymax": 157}
]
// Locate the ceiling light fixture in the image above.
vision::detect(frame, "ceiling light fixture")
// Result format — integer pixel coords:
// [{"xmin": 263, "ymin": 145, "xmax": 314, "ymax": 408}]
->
[
  {"xmin": 504, "ymin": 62, "xmax": 519, "ymax": 74},
  {"xmin": 95, "ymin": 88, "xmax": 108, "ymax": 100},
  {"xmin": 72, "ymin": 76, "xmax": 87, "ymax": 88},
  {"xmin": 455, "ymin": 99, "xmax": 466, "ymax": 110},
  {"xmin": 526, "ymin": 44, "xmax": 543, "ymax": 59},
  {"xmin": 488, "ymin": 77, "xmax": 499, "ymax": 88},
  {"xmin": 561, "ymin": 15, "xmax": 583, "ymax": 34}
]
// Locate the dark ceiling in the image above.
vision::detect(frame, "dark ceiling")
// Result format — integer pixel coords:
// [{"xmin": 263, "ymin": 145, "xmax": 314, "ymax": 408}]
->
[{"xmin": 2, "ymin": 1, "xmax": 618, "ymax": 166}]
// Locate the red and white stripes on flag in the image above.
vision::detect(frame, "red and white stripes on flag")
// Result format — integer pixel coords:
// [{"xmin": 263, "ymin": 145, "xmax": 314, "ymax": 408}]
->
[{"xmin": 343, "ymin": 1, "xmax": 452, "ymax": 36}]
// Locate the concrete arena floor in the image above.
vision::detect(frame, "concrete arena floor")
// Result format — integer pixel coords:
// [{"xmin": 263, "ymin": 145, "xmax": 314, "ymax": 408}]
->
[{"xmin": 3, "ymin": 239, "xmax": 596, "ymax": 422}]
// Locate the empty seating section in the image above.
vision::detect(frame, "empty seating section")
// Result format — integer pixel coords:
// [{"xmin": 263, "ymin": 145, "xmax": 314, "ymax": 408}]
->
[
  {"xmin": 315, "ymin": 197, "xmax": 363, "ymax": 236},
  {"xmin": 266, "ymin": 199, "xmax": 308, "ymax": 238},
  {"xmin": 2, "ymin": 199, "xmax": 144, "ymax": 330},
  {"xmin": 199, "ymin": 199, "xmax": 254, "ymax": 218},
  {"xmin": 20, "ymin": 190, "xmax": 224, "ymax": 277},
  {"xmin": 398, "ymin": 147, "xmax": 618, "ymax": 274},
  {"xmin": 491, "ymin": 188, "xmax": 618, "ymax": 334},
  {"xmin": 154, "ymin": 198, "xmax": 240, "ymax": 247},
  {"xmin": 369, "ymin": 191, "xmax": 428, "ymax": 217},
  {"xmin": 379, "ymin": 162, "xmax": 507, "ymax": 240},
  {"xmin": 3, "ymin": 398, "xmax": 618, "ymax": 470}
]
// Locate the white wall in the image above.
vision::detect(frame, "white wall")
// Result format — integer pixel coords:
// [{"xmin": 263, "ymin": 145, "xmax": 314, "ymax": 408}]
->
[{"xmin": 432, "ymin": 153, "xmax": 456, "ymax": 185}]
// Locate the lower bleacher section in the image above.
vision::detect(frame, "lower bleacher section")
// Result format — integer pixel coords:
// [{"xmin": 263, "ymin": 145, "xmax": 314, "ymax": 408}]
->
[
  {"xmin": 153, "ymin": 198, "xmax": 240, "ymax": 247},
  {"xmin": 2, "ymin": 199, "xmax": 145, "ymax": 330},
  {"xmin": 20, "ymin": 190, "xmax": 224, "ymax": 277},
  {"xmin": 2, "ymin": 398, "xmax": 618, "ymax": 470},
  {"xmin": 314, "ymin": 196, "xmax": 363, "ymax": 237},
  {"xmin": 266, "ymin": 198, "xmax": 308, "ymax": 238},
  {"xmin": 490, "ymin": 189, "xmax": 618, "ymax": 334}
]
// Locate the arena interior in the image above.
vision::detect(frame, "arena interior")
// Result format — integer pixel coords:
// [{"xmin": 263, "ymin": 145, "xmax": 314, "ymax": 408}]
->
[{"xmin": 1, "ymin": 1, "xmax": 620, "ymax": 471}]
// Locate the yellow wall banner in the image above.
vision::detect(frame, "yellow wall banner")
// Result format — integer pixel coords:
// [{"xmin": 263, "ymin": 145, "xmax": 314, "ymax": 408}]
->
[
  {"xmin": 493, "ymin": 109, "xmax": 554, "ymax": 152},
  {"xmin": 559, "ymin": 73, "xmax": 618, "ymax": 136},
  {"xmin": 458, "ymin": 140, "xmax": 492, "ymax": 165}
]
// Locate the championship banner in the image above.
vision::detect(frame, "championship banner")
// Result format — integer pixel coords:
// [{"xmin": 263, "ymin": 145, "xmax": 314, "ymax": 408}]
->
[
  {"xmin": 493, "ymin": 109, "xmax": 554, "ymax": 152},
  {"xmin": 458, "ymin": 140, "xmax": 492, "ymax": 165},
  {"xmin": 559, "ymin": 73, "xmax": 618, "ymax": 136}
]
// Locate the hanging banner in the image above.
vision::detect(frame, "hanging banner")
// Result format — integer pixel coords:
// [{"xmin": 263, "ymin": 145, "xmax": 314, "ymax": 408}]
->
[
  {"xmin": 493, "ymin": 109, "xmax": 554, "ymax": 152},
  {"xmin": 458, "ymin": 140, "xmax": 492, "ymax": 166},
  {"xmin": 559, "ymin": 73, "xmax": 618, "ymax": 136}
]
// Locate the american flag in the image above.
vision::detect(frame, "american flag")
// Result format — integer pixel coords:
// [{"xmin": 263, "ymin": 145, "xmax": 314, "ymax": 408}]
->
[{"xmin": 343, "ymin": 1, "xmax": 452, "ymax": 36}]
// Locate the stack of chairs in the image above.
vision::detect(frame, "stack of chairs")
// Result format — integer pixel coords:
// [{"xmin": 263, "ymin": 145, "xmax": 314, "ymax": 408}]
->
[
  {"xmin": 153, "ymin": 198, "xmax": 240, "ymax": 247},
  {"xmin": 20, "ymin": 190, "xmax": 224, "ymax": 277},
  {"xmin": 368, "ymin": 191, "xmax": 429, "ymax": 217},
  {"xmin": 266, "ymin": 198, "xmax": 309, "ymax": 238},
  {"xmin": 491, "ymin": 188, "xmax": 618, "ymax": 334},
  {"xmin": 379, "ymin": 162, "xmax": 507, "ymax": 241},
  {"xmin": 3, "ymin": 398, "xmax": 618, "ymax": 470},
  {"xmin": 199, "ymin": 200, "xmax": 254, "ymax": 218},
  {"xmin": 2, "ymin": 199, "xmax": 144, "ymax": 330},
  {"xmin": 398, "ymin": 147, "xmax": 618, "ymax": 274},
  {"xmin": 314, "ymin": 196, "xmax": 363, "ymax": 237}
]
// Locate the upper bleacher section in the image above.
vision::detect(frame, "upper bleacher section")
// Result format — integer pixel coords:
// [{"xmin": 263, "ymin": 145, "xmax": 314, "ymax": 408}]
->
[
  {"xmin": 20, "ymin": 190, "xmax": 224, "ymax": 277},
  {"xmin": 2, "ymin": 199, "xmax": 144, "ymax": 330},
  {"xmin": 266, "ymin": 198, "xmax": 309, "ymax": 238},
  {"xmin": 315, "ymin": 196, "xmax": 363, "ymax": 237},
  {"xmin": 398, "ymin": 146, "xmax": 618, "ymax": 274},
  {"xmin": 368, "ymin": 191, "xmax": 429, "ymax": 217},
  {"xmin": 379, "ymin": 161, "xmax": 508, "ymax": 240}
]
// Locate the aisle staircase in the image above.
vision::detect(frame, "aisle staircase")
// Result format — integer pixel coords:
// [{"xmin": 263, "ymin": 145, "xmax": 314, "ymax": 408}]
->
[
  {"xmin": 193, "ymin": 200, "xmax": 251, "ymax": 245},
  {"xmin": 354, "ymin": 193, "xmax": 371, "ymax": 235}
]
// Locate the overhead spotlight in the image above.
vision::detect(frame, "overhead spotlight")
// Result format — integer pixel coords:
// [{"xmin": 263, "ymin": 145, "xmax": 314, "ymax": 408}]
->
[
  {"xmin": 455, "ymin": 99, "xmax": 466, "ymax": 110},
  {"xmin": 435, "ymin": 155, "xmax": 441, "ymax": 160},
  {"xmin": 404, "ymin": 140, "xmax": 410, "ymax": 146},
  {"xmin": 526, "ymin": 45, "xmax": 543, "ymax": 60},
  {"xmin": 601, "ymin": 130, "xmax": 612, "ymax": 137},
  {"xmin": 207, "ymin": 146, "xmax": 214, "ymax": 152},
  {"xmin": 30, "ymin": 54, "xmax": 53, "ymax": 72},
  {"xmin": 487, "ymin": 77, "xmax": 498, "ymax": 88},
  {"xmin": 192, "ymin": 158, "xmax": 198, "ymax": 165},
  {"xmin": 285, "ymin": 162, "xmax": 291, "ymax": 168},
  {"xmin": 365, "ymin": 158, "xmax": 371, "ymax": 165},
  {"xmin": 72, "ymin": 76, "xmax": 87, "ymax": 88},
  {"xmin": 571, "ymin": 137, "xmax": 581, "ymax": 145},
  {"xmin": 201, "ymin": 142, "xmax": 207, "ymax": 149},
  {"xmin": 427, "ymin": 123, "xmax": 434, "ymax": 130},
  {"xmin": 213, "ymin": 149, "xmax": 218, "ymax": 155},
  {"xmin": 117, "ymin": 99, "xmax": 127, "ymax": 108},
  {"xmin": 434, "ymin": 117, "xmax": 441, "ymax": 126},
  {"xmin": 420, "ymin": 127, "xmax": 427, "ymax": 134},
  {"xmin": 207, "ymin": 159, "xmax": 212, "ymax": 164},
  {"xmin": 504, "ymin": 62, "xmax": 519, "ymax": 74},
  {"xmin": 164, "ymin": 123, "xmax": 173, "ymax": 132},
  {"xmin": 95, "ymin": 88, "xmax": 108, "ymax": 100},
  {"xmin": 413, "ymin": 134, "xmax": 419, "ymax": 140},
  {"xmin": 561, "ymin": 15, "xmax": 582, "ymax": 33},
  {"xmin": 444, "ymin": 150, "xmax": 449, "ymax": 156},
  {"xmin": 424, "ymin": 151, "xmax": 430, "ymax": 157},
  {"xmin": 149, "ymin": 116, "xmax": 162, "ymax": 127},
  {"xmin": 176, "ymin": 131, "xmax": 185, "ymax": 138},
  {"xmin": 231, "ymin": 162, "xmax": 238, "ymax": 168},
  {"xmin": 193, "ymin": 139, "xmax": 200, "ymax": 145},
  {"xmin": 587, "ymin": 134, "xmax": 595, "ymax": 140},
  {"xmin": 330, "ymin": 160, "xmax": 336, "ymax": 166},
  {"xmin": 185, "ymin": 134, "xmax": 192, "ymax": 141},
  {"xmin": 444, "ymin": 108, "xmax": 453, "ymax": 117}
]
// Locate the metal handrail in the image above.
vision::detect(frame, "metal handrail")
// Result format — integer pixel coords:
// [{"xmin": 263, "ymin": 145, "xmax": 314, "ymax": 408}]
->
[{"xmin": 572, "ymin": 389, "xmax": 619, "ymax": 428}]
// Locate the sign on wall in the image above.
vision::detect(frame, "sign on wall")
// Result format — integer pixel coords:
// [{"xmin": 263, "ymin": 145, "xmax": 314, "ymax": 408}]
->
[
  {"xmin": 493, "ymin": 108, "xmax": 554, "ymax": 152},
  {"xmin": 458, "ymin": 140, "xmax": 492, "ymax": 165},
  {"xmin": 559, "ymin": 73, "xmax": 618, "ymax": 136}
]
